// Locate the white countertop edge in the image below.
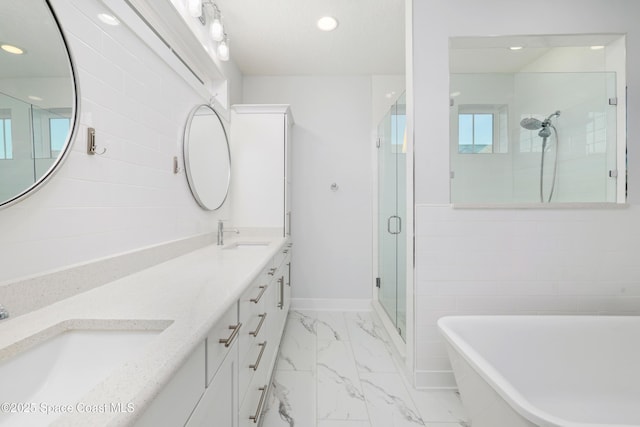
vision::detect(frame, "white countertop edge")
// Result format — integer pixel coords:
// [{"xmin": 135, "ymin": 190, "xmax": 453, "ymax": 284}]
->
[{"xmin": 0, "ymin": 229, "xmax": 289, "ymax": 427}]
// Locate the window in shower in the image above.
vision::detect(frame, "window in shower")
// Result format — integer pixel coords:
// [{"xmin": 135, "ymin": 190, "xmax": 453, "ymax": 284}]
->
[
  {"xmin": 0, "ymin": 117, "xmax": 11, "ymax": 160},
  {"xmin": 457, "ymin": 105, "xmax": 508, "ymax": 154},
  {"xmin": 50, "ymin": 117, "xmax": 71, "ymax": 157}
]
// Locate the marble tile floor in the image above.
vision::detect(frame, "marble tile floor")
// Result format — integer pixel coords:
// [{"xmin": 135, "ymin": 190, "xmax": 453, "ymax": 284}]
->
[{"xmin": 261, "ymin": 310, "xmax": 469, "ymax": 427}]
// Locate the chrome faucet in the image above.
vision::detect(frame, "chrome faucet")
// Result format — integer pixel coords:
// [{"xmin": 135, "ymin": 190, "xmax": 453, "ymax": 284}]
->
[
  {"xmin": 217, "ymin": 220, "xmax": 239, "ymax": 245},
  {"xmin": 0, "ymin": 304, "xmax": 8, "ymax": 320}
]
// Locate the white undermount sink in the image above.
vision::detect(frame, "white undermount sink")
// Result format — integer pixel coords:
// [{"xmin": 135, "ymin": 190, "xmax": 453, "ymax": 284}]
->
[
  {"xmin": 0, "ymin": 328, "xmax": 162, "ymax": 426},
  {"xmin": 223, "ymin": 241, "xmax": 270, "ymax": 250}
]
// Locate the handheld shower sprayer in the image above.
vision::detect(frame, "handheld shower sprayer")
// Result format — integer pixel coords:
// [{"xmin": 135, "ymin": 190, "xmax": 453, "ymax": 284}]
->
[{"xmin": 519, "ymin": 110, "xmax": 561, "ymax": 203}]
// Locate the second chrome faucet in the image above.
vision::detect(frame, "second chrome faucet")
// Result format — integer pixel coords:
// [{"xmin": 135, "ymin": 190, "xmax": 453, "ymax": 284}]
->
[{"xmin": 217, "ymin": 220, "xmax": 239, "ymax": 245}]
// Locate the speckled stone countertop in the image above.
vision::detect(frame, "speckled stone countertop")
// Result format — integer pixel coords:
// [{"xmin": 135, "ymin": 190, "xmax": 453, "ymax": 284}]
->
[{"xmin": 0, "ymin": 229, "xmax": 288, "ymax": 427}]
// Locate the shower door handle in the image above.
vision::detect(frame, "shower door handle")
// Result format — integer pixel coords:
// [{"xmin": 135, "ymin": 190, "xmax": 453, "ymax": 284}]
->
[{"xmin": 387, "ymin": 216, "xmax": 402, "ymax": 234}]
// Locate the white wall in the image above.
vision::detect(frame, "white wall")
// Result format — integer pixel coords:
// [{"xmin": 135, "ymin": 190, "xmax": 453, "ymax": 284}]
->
[
  {"xmin": 242, "ymin": 76, "xmax": 373, "ymax": 302},
  {"xmin": 0, "ymin": 0, "xmax": 240, "ymax": 284},
  {"xmin": 412, "ymin": 0, "xmax": 640, "ymax": 387}
]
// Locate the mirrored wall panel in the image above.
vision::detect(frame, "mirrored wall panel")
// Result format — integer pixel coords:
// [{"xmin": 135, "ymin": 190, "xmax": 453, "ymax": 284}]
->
[
  {"xmin": 449, "ymin": 34, "xmax": 626, "ymax": 204},
  {"xmin": 0, "ymin": 0, "xmax": 77, "ymax": 208},
  {"xmin": 183, "ymin": 104, "xmax": 231, "ymax": 210}
]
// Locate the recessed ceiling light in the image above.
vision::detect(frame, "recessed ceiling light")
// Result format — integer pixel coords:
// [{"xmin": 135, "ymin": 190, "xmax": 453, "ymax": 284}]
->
[
  {"xmin": 1, "ymin": 44, "xmax": 25, "ymax": 55},
  {"xmin": 98, "ymin": 13, "xmax": 120, "ymax": 26},
  {"xmin": 509, "ymin": 46, "xmax": 523, "ymax": 51},
  {"xmin": 317, "ymin": 16, "xmax": 338, "ymax": 32},
  {"xmin": 590, "ymin": 45, "xmax": 605, "ymax": 50}
]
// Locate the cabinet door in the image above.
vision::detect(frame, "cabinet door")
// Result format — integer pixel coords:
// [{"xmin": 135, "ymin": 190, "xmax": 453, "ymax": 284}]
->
[
  {"xmin": 230, "ymin": 113, "xmax": 285, "ymax": 229},
  {"xmin": 186, "ymin": 342, "xmax": 238, "ymax": 427},
  {"xmin": 134, "ymin": 343, "xmax": 205, "ymax": 427}
]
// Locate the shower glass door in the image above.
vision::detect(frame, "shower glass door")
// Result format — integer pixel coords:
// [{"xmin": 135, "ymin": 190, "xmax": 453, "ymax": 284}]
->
[{"xmin": 377, "ymin": 93, "xmax": 406, "ymax": 341}]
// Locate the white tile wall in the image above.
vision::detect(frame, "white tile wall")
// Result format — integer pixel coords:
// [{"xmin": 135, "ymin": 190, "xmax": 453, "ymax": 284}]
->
[
  {"xmin": 411, "ymin": 0, "xmax": 640, "ymax": 387},
  {"xmin": 413, "ymin": 204, "xmax": 640, "ymax": 385},
  {"xmin": 242, "ymin": 76, "xmax": 374, "ymax": 301},
  {"xmin": 0, "ymin": 0, "xmax": 231, "ymax": 284}
]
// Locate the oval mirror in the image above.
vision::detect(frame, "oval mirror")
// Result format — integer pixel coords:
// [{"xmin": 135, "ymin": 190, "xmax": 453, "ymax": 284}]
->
[
  {"xmin": 0, "ymin": 0, "xmax": 78, "ymax": 209},
  {"xmin": 183, "ymin": 104, "xmax": 231, "ymax": 210}
]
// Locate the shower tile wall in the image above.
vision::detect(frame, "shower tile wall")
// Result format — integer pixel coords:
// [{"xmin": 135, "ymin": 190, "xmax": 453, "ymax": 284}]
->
[
  {"xmin": 0, "ymin": 0, "xmax": 239, "ymax": 284},
  {"xmin": 414, "ymin": 204, "xmax": 640, "ymax": 386}
]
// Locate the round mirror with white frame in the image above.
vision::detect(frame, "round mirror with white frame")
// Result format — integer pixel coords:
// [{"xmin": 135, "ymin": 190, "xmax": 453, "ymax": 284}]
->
[
  {"xmin": 0, "ymin": 0, "xmax": 78, "ymax": 209},
  {"xmin": 183, "ymin": 104, "xmax": 231, "ymax": 210}
]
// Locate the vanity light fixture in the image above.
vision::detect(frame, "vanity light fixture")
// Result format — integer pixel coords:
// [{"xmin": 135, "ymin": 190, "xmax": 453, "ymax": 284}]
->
[
  {"xmin": 509, "ymin": 46, "xmax": 523, "ymax": 51},
  {"xmin": 209, "ymin": 4, "xmax": 224, "ymax": 42},
  {"xmin": 192, "ymin": 1, "xmax": 230, "ymax": 60},
  {"xmin": 217, "ymin": 36, "xmax": 229, "ymax": 61},
  {"xmin": 317, "ymin": 16, "xmax": 338, "ymax": 32},
  {"xmin": 187, "ymin": 0, "xmax": 203, "ymax": 18},
  {"xmin": 1, "ymin": 43, "xmax": 24, "ymax": 55}
]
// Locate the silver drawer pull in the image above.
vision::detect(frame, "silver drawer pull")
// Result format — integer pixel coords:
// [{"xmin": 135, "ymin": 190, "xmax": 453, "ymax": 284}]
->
[
  {"xmin": 250, "ymin": 341, "xmax": 267, "ymax": 371},
  {"xmin": 219, "ymin": 323, "xmax": 242, "ymax": 347},
  {"xmin": 267, "ymin": 267, "xmax": 277, "ymax": 276},
  {"xmin": 249, "ymin": 385, "xmax": 268, "ymax": 424},
  {"xmin": 250, "ymin": 286, "xmax": 267, "ymax": 303},
  {"xmin": 278, "ymin": 277, "xmax": 284, "ymax": 309},
  {"xmin": 283, "ymin": 249, "xmax": 289, "ymax": 254},
  {"xmin": 250, "ymin": 313, "xmax": 267, "ymax": 337}
]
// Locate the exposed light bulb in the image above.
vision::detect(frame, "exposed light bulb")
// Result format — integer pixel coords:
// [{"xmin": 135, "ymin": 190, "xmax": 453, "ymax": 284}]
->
[
  {"xmin": 217, "ymin": 39, "xmax": 229, "ymax": 61},
  {"xmin": 210, "ymin": 18, "xmax": 224, "ymax": 42},
  {"xmin": 187, "ymin": 0, "xmax": 202, "ymax": 18}
]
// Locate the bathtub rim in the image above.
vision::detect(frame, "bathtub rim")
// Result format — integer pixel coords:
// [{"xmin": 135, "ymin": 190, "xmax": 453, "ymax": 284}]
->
[{"xmin": 437, "ymin": 315, "xmax": 640, "ymax": 427}]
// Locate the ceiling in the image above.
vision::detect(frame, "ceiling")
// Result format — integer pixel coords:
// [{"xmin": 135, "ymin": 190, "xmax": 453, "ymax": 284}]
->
[
  {"xmin": 0, "ymin": 0, "xmax": 71, "ymax": 79},
  {"xmin": 213, "ymin": 0, "xmax": 405, "ymax": 75},
  {"xmin": 450, "ymin": 34, "xmax": 624, "ymax": 73}
]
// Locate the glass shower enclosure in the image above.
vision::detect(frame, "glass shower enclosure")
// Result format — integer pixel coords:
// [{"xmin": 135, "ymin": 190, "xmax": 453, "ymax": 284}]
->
[{"xmin": 377, "ymin": 93, "xmax": 407, "ymax": 340}]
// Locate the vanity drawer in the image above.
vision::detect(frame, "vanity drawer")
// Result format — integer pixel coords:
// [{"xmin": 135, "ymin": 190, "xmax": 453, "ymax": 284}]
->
[
  {"xmin": 239, "ymin": 281, "xmax": 275, "ymax": 405},
  {"xmin": 239, "ymin": 363, "xmax": 272, "ymax": 427},
  {"xmin": 239, "ymin": 277, "xmax": 269, "ymax": 357},
  {"xmin": 270, "ymin": 243, "xmax": 292, "ymax": 273},
  {"xmin": 206, "ymin": 303, "xmax": 240, "ymax": 386}
]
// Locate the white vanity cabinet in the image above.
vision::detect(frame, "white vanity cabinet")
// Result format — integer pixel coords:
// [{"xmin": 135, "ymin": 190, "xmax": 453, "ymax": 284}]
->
[
  {"xmin": 230, "ymin": 105, "xmax": 294, "ymax": 236},
  {"xmin": 134, "ymin": 304, "xmax": 240, "ymax": 427},
  {"xmin": 134, "ymin": 241, "xmax": 292, "ymax": 427}
]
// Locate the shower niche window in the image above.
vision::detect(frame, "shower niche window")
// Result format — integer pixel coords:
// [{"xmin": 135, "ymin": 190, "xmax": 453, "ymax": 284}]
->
[
  {"xmin": 457, "ymin": 105, "xmax": 508, "ymax": 154},
  {"xmin": 449, "ymin": 34, "xmax": 626, "ymax": 204}
]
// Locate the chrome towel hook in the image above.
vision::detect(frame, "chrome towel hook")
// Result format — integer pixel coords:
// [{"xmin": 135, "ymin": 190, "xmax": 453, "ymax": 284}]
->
[{"xmin": 87, "ymin": 127, "xmax": 106, "ymax": 155}]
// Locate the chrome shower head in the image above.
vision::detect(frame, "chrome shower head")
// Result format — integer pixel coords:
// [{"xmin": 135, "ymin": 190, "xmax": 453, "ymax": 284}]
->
[
  {"xmin": 538, "ymin": 127, "xmax": 552, "ymax": 138},
  {"xmin": 520, "ymin": 117, "xmax": 543, "ymax": 130},
  {"xmin": 547, "ymin": 110, "xmax": 561, "ymax": 120},
  {"xmin": 520, "ymin": 110, "xmax": 561, "ymax": 132}
]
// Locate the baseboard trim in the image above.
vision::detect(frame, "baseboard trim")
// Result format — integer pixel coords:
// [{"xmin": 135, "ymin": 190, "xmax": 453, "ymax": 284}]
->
[
  {"xmin": 414, "ymin": 369, "xmax": 458, "ymax": 390},
  {"xmin": 290, "ymin": 298, "xmax": 372, "ymax": 311}
]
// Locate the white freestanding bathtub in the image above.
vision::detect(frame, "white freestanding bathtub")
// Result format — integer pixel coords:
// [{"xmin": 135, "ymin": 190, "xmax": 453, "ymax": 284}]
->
[{"xmin": 438, "ymin": 316, "xmax": 640, "ymax": 427}]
